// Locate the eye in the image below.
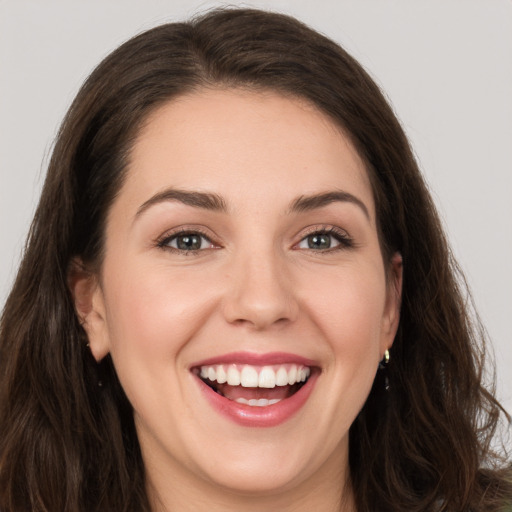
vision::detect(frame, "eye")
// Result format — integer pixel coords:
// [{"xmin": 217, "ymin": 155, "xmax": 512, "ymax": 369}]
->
[
  {"xmin": 296, "ymin": 228, "xmax": 353, "ymax": 251},
  {"xmin": 158, "ymin": 231, "xmax": 216, "ymax": 252}
]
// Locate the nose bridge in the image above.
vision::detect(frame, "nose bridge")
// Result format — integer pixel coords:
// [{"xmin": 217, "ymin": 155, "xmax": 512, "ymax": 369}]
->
[{"xmin": 222, "ymin": 241, "xmax": 298, "ymax": 329}]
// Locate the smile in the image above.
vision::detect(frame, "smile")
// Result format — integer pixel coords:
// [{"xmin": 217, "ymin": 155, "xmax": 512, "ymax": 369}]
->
[
  {"xmin": 191, "ymin": 353, "xmax": 318, "ymax": 427},
  {"xmin": 198, "ymin": 363, "xmax": 311, "ymax": 406}
]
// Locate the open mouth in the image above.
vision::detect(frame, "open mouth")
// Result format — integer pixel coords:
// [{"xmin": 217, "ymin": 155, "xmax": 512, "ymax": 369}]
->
[{"xmin": 192, "ymin": 363, "xmax": 312, "ymax": 407}]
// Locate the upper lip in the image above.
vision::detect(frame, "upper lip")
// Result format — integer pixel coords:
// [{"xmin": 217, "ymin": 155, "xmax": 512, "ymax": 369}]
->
[{"xmin": 190, "ymin": 351, "xmax": 318, "ymax": 369}]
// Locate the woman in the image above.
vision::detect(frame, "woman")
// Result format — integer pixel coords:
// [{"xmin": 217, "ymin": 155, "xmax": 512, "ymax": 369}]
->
[{"xmin": 0, "ymin": 8, "xmax": 510, "ymax": 512}]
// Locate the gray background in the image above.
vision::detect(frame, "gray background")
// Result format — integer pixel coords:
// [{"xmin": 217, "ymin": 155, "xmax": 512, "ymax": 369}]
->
[{"xmin": 1, "ymin": 0, "xmax": 511, "ymax": 413}]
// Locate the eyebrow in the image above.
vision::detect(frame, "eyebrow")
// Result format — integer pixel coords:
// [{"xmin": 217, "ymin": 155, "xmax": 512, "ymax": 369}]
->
[
  {"xmin": 135, "ymin": 187, "xmax": 369, "ymax": 220},
  {"xmin": 135, "ymin": 188, "xmax": 228, "ymax": 218},
  {"xmin": 289, "ymin": 191, "xmax": 370, "ymax": 219}
]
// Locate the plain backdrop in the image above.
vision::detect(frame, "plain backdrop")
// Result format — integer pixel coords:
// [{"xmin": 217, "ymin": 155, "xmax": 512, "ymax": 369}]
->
[{"xmin": 1, "ymin": 0, "xmax": 511, "ymax": 413}]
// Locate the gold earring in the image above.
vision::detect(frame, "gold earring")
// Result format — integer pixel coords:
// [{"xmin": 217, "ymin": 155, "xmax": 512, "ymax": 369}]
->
[
  {"xmin": 379, "ymin": 349, "xmax": 390, "ymax": 368},
  {"xmin": 379, "ymin": 349, "xmax": 390, "ymax": 391}
]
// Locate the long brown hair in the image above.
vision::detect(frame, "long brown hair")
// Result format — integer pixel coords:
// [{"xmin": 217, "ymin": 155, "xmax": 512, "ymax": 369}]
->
[{"xmin": 0, "ymin": 8, "xmax": 510, "ymax": 512}]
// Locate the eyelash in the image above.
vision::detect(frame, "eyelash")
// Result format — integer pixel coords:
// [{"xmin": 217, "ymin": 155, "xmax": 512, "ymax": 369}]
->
[
  {"xmin": 156, "ymin": 226, "xmax": 354, "ymax": 255},
  {"xmin": 156, "ymin": 228, "xmax": 218, "ymax": 255},
  {"xmin": 295, "ymin": 226, "xmax": 354, "ymax": 252}
]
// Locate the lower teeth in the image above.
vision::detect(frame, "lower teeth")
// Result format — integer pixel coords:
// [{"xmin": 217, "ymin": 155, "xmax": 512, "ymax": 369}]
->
[
  {"xmin": 201, "ymin": 377, "xmax": 307, "ymax": 405},
  {"xmin": 234, "ymin": 397, "xmax": 282, "ymax": 407}
]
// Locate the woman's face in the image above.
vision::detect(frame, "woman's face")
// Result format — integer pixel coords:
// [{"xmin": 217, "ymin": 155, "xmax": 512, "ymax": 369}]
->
[{"xmin": 81, "ymin": 89, "xmax": 401, "ymax": 501}]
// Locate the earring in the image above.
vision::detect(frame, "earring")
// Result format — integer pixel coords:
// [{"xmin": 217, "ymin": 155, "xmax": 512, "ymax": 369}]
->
[{"xmin": 379, "ymin": 349, "xmax": 390, "ymax": 391}]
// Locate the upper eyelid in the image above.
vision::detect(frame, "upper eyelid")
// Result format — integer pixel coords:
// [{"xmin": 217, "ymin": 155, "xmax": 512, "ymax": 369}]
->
[
  {"xmin": 296, "ymin": 225, "xmax": 351, "ymax": 239},
  {"xmin": 157, "ymin": 225, "xmax": 217, "ymax": 240}
]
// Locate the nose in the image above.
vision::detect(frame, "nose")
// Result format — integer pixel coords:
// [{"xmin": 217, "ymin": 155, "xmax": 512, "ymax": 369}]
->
[{"xmin": 222, "ymin": 250, "xmax": 299, "ymax": 330}]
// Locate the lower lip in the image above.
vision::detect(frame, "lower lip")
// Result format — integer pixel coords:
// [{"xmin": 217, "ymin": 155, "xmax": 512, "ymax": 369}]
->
[{"xmin": 195, "ymin": 372, "xmax": 318, "ymax": 427}]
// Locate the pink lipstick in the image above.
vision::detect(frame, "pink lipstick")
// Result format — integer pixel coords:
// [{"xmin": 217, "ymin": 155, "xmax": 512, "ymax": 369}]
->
[{"xmin": 191, "ymin": 352, "xmax": 319, "ymax": 427}]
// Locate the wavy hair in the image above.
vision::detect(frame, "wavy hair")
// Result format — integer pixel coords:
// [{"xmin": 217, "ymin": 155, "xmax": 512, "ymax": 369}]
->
[{"xmin": 0, "ymin": 8, "xmax": 510, "ymax": 512}]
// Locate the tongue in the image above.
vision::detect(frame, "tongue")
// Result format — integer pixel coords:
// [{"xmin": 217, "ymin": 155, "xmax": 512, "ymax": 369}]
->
[{"xmin": 216, "ymin": 383, "xmax": 294, "ymax": 401}]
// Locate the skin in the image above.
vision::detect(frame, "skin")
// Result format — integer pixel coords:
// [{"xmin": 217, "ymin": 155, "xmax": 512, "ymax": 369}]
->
[{"xmin": 73, "ymin": 89, "xmax": 402, "ymax": 512}]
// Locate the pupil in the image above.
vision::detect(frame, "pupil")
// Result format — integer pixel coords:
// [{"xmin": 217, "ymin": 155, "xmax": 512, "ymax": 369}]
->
[
  {"xmin": 308, "ymin": 234, "xmax": 331, "ymax": 249},
  {"xmin": 177, "ymin": 234, "xmax": 201, "ymax": 250}
]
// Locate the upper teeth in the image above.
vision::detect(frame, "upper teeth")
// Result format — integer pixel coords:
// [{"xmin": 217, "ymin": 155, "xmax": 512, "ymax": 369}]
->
[{"xmin": 199, "ymin": 364, "xmax": 310, "ymax": 388}]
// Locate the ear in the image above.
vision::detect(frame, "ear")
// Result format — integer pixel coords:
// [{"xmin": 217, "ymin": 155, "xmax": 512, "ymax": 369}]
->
[
  {"xmin": 380, "ymin": 252, "xmax": 403, "ymax": 354},
  {"xmin": 68, "ymin": 258, "xmax": 110, "ymax": 362}
]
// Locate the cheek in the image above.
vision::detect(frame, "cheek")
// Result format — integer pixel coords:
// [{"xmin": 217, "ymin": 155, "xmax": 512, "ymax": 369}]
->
[
  {"xmin": 308, "ymin": 264, "xmax": 386, "ymax": 336},
  {"xmin": 290, "ymin": 262, "xmax": 388, "ymax": 441},
  {"xmin": 102, "ymin": 262, "xmax": 220, "ymax": 364},
  {"xmin": 302, "ymin": 262, "xmax": 387, "ymax": 376},
  {"xmin": 101, "ymin": 260, "xmax": 223, "ymax": 417}
]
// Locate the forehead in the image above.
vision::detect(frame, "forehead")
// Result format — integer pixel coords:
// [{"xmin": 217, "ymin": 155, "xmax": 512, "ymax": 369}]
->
[{"xmin": 123, "ymin": 88, "xmax": 374, "ymax": 218}]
